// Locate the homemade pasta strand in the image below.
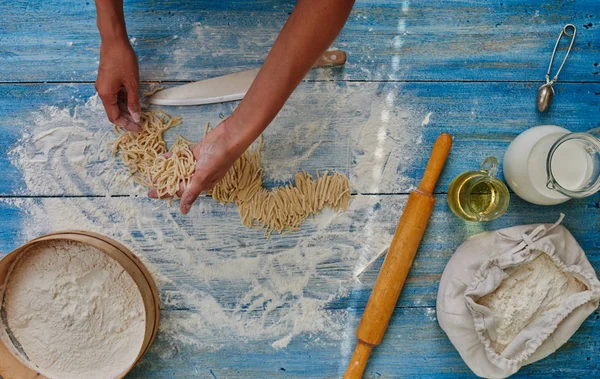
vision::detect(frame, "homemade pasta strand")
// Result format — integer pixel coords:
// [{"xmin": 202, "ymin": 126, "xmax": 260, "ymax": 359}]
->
[
  {"xmin": 112, "ymin": 110, "xmax": 194, "ymax": 198},
  {"xmin": 112, "ymin": 111, "xmax": 352, "ymax": 234}
]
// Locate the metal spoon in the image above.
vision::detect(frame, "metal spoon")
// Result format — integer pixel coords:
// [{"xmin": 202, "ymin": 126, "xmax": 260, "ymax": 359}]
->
[{"xmin": 537, "ymin": 24, "xmax": 576, "ymax": 112}]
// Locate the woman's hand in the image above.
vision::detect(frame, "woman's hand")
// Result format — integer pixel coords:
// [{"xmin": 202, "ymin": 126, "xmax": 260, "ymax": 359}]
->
[
  {"xmin": 146, "ymin": 0, "xmax": 354, "ymax": 214},
  {"xmin": 95, "ymin": 39, "xmax": 141, "ymax": 132},
  {"xmin": 149, "ymin": 116, "xmax": 248, "ymax": 214}
]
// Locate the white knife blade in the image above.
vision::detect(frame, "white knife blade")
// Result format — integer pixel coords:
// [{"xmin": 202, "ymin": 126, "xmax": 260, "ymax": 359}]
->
[
  {"xmin": 149, "ymin": 50, "xmax": 346, "ymax": 106},
  {"xmin": 149, "ymin": 68, "xmax": 259, "ymax": 106}
]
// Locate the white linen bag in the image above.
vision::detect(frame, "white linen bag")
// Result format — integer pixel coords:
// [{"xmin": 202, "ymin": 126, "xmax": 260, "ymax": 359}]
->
[{"xmin": 437, "ymin": 216, "xmax": 600, "ymax": 378}]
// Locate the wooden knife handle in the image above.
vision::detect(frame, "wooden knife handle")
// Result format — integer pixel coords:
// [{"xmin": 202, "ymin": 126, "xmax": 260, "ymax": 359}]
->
[{"xmin": 314, "ymin": 50, "xmax": 347, "ymax": 67}]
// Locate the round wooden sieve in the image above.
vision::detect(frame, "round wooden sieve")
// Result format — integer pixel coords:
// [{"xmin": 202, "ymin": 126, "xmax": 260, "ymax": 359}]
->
[{"xmin": 0, "ymin": 231, "xmax": 160, "ymax": 379}]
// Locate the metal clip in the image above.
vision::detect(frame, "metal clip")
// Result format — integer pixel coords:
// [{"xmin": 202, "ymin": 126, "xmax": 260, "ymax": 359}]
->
[{"xmin": 537, "ymin": 24, "xmax": 577, "ymax": 112}]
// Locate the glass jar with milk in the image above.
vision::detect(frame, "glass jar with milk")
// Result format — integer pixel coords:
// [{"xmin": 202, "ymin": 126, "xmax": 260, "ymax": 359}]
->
[{"xmin": 503, "ymin": 125, "xmax": 600, "ymax": 205}]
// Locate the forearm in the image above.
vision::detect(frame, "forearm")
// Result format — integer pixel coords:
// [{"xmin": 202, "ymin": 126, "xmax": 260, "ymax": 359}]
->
[
  {"xmin": 229, "ymin": 0, "xmax": 354, "ymax": 150},
  {"xmin": 95, "ymin": 0, "xmax": 128, "ymax": 43}
]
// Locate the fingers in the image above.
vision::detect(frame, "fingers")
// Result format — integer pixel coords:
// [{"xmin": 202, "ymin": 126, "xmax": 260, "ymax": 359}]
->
[
  {"xmin": 98, "ymin": 89, "xmax": 140, "ymax": 132},
  {"xmin": 115, "ymin": 88, "xmax": 141, "ymax": 132},
  {"xmin": 147, "ymin": 188, "xmax": 159, "ymax": 199},
  {"xmin": 180, "ymin": 177, "xmax": 206, "ymax": 215},
  {"xmin": 148, "ymin": 181, "xmax": 185, "ymax": 199},
  {"xmin": 97, "ymin": 89, "xmax": 121, "ymax": 124},
  {"xmin": 116, "ymin": 117, "xmax": 141, "ymax": 132},
  {"xmin": 147, "ymin": 156, "xmax": 181, "ymax": 199},
  {"xmin": 97, "ymin": 83, "xmax": 141, "ymax": 132},
  {"xmin": 125, "ymin": 81, "xmax": 141, "ymax": 123}
]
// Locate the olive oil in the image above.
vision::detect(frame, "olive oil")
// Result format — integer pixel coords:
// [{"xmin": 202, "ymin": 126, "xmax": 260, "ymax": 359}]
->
[{"xmin": 447, "ymin": 157, "xmax": 510, "ymax": 222}]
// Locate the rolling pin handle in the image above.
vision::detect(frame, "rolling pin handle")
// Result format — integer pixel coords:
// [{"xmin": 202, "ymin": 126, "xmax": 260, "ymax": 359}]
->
[
  {"xmin": 343, "ymin": 341, "xmax": 373, "ymax": 379},
  {"xmin": 418, "ymin": 133, "xmax": 452, "ymax": 194}
]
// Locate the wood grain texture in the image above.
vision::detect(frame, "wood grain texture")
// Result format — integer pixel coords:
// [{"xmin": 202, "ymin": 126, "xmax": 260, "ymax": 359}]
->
[
  {"xmin": 1, "ymin": 82, "xmax": 599, "ymax": 196},
  {"xmin": 0, "ymin": 195, "xmax": 598, "ymax": 377},
  {"xmin": 1, "ymin": 0, "xmax": 600, "ymax": 378},
  {"xmin": 1, "ymin": 1, "xmax": 599, "ymax": 83},
  {"xmin": 125, "ymin": 307, "xmax": 600, "ymax": 379},
  {"xmin": 0, "ymin": 195, "xmax": 598, "ymax": 310}
]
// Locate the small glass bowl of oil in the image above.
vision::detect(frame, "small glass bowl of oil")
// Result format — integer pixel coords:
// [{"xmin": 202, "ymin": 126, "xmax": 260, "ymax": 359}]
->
[{"xmin": 447, "ymin": 157, "xmax": 510, "ymax": 222}]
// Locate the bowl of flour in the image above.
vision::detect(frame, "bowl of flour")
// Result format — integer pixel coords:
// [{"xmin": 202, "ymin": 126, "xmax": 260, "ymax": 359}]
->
[{"xmin": 0, "ymin": 231, "xmax": 160, "ymax": 379}]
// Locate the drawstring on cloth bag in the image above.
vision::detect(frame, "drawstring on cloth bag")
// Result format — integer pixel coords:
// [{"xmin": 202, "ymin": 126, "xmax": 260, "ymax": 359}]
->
[{"xmin": 436, "ymin": 215, "xmax": 600, "ymax": 379}]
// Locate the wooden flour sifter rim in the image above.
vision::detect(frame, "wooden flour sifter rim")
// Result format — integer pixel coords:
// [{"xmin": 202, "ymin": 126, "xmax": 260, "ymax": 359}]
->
[{"xmin": 0, "ymin": 230, "xmax": 161, "ymax": 379}]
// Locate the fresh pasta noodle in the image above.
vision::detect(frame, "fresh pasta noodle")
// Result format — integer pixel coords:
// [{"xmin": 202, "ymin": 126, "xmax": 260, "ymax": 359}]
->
[
  {"xmin": 142, "ymin": 85, "xmax": 164, "ymax": 97},
  {"xmin": 112, "ymin": 110, "xmax": 194, "ymax": 197},
  {"xmin": 212, "ymin": 145, "xmax": 351, "ymax": 234},
  {"xmin": 112, "ymin": 110, "xmax": 352, "ymax": 234}
]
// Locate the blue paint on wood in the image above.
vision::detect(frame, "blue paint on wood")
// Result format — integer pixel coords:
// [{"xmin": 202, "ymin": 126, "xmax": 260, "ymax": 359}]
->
[
  {"xmin": 122, "ymin": 306, "xmax": 600, "ymax": 378},
  {"xmin": 0, "ymin": 82, "xmax": 599, "ymax": 196},
  {"xmin": 0, "ymin": 200, "xmax": 25, "ymax": 254},
  {"xmin": 0, "ymin": 195, "xmax": 597, "ymax": 311},
  {"xmin": 1, "ymin": 0, "xmax": 599, "ymax": 377},
  {"xmin": 1, "ymin": 1, "xmax": 599, "ymax": 82}
]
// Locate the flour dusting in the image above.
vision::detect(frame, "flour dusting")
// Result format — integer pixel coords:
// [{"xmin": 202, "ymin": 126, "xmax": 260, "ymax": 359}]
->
[
  {"xmin": 421, "ymin": 112, "xmax": 432, "ymax": 126},
  {"xmin": 6, "ymin": 92, "xmax": 400, "ymax": 351},
  {"xmin": 8, "ymin": 94, "xmax": 139, "ymax": 197},
  {"xmin": 259, "ymin": 81, "xmax": 428, "ymax": 195},
  {"xmin": 160, "ymin": 22, "xmax": 277, "ymax": 80},
  {"xmin": 6, "ymin": 85, "xmax": 416, "ymax": 351},
  {"xmin": 1, "ymin": 240, "xmax": 145, "ymax": 379},
  {"xmin": 347, "ymin": 85, "xmax": 424, "ymax": 194},
  {"xmin": 477, "ymin": 253, "xmax": 586, "ymax": 353}
]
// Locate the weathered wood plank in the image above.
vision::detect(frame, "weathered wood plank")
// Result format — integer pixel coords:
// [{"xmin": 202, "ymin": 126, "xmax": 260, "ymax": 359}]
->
[
  {"xmin": 0, "ymin": 194, "xmax": 598, "ymax": 379},
  {"xmin": 1, "ymin": 0, "xmax": 599, "ymax": 83},
  {"xmin": 2, "ymin": 82, "xmax": 599, "ymax": 196},
  {"xmin": 0, "ymin": 196, "xmax": 598, "ymax": 377},
  {"xmin": 1, "ymin": 2, "xmax": 599, "ymax": 377},
  {"xmin": 125, "ymin": 307, "xmax": 600, "ymax": 378},
  {"xmin": 1, "ymin": 194, "xmax": 598, "ymax": 311}
]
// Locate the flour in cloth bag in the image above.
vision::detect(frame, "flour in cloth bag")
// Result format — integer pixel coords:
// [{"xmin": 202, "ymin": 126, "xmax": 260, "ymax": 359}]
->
[
  {"xmin": 477, "ymin": 253, "xmax": 586, "ymax": 353},
  {"xmin": 437, "ymin": 216, "xmax": 600, "ymax": 378},
  {"xmin": 1, "ymin": 240, "xmax": 146, "ymax": 379}
]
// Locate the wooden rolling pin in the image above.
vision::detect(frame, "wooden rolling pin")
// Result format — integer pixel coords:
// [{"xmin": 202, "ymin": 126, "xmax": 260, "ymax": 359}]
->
[{"xmin": 344, "ymin": 133, "xmax": 452, "ymax": 379}]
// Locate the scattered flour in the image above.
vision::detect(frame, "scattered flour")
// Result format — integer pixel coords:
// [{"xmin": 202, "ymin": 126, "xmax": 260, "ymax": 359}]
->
[
  {"xmin": 160, "ymin": 22, "xmax": 278, "ymax": 80},
  {"xmin": 477, "ymin": 253, "xmax": 586, "ymax": 353},
  {"xmin": 259, "ymin": 81, "xmax": 428, "ymax": 195},
  {"xmin": 8, "ymin": 94, "xmax": 139, "ymax": 197},
  {"xmin": 347, "ymin": 85, "xmax": 425, "ymax": 194},
  {"xmin": 271, "ymin": 334, "xmax": 293, "ymax": 349},
  {"xmin": 421, "ymin": 112, "xmax": 432, "ymax": 126},
  {"xmin": 5, "ymin": 4, "xmax": 436, "ymax": 360},
  {"xmin": 6, "ymin": 88, "xmax": 411, "ymax": 352},
  {"xmin": 1, "ymin": 240, "xmax": 145, "ymax": 379}
]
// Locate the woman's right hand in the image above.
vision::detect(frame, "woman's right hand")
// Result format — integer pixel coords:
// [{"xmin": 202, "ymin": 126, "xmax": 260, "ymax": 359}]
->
[
  {"xmin": 148, "ymin": 115, "xmax": 252, "ymax": 214},
  {"xmin": 95, "ymin": 39, "xmax": 141, "ymax": 132}
]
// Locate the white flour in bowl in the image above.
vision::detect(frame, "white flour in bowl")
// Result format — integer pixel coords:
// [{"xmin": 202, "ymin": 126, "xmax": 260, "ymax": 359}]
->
[{"xmin": 0, "ymin": 240, "xmax": 146, "ymax": 379}]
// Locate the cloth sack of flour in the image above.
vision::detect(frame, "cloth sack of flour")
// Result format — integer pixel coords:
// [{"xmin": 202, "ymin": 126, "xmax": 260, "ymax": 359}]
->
[{"xmin": 437, "ymin": 215, "xmax": 600, "ymax": 378}]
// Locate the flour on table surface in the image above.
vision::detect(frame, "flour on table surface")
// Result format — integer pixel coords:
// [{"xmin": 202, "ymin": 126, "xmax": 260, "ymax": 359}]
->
[
  {"xmin": 477, "ymin": 253, "xmax": 587, "ymax": 353},
  {"xmin": 1, "ymin": 240, "xmax": 145, "ymax": 379},
  {"xmin": 8, "ymin": 94, "xmax": 140, "ymax": 197},
  {"xmin": 347, "ymin": 85, "xmax": 424, "ymax": 194},
  {"xmin": 159, "ymin": 22, "xmax": 277, "ymax": 80},
  {"xmin": 2, "ymin": 195, "xmax": 392, "ymax": 351},
  {"xmin": 7, "ymin": 88, "xmax": 407, "ymax": 351},
  {"xmin": 260, "ymin": 81, "xmax": 428, "ymax": 195}
]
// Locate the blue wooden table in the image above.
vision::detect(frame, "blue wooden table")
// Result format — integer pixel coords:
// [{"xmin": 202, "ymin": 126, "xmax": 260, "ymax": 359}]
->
[{"xmin": 1, "ymin": 1, "xmax": 599, "ymax": 378}]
